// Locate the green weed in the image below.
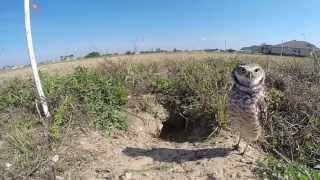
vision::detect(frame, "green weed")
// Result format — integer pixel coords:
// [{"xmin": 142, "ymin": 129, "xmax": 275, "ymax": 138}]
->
[
  {"xmin": 257, "ymin": 156, "xmax": 320, "ymax": 180},
  {"xmin": 151, "ymin": 77, "xmax": 173, "ymax": 92}
]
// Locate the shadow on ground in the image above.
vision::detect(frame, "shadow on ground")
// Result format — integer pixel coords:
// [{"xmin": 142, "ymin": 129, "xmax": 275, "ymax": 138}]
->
[{"xmin": 122, "ymin": 147, "xmax": 233, "ymax": 163}]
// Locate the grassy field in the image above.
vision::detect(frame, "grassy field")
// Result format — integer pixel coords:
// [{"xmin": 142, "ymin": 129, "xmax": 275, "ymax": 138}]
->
[
  {"xmin": 0, "ymin": 52, "xmax": 319, "ymax": 179},
  {"xmin": 0, "ymin": 52, "xmax": 302, "ymax": 83}
]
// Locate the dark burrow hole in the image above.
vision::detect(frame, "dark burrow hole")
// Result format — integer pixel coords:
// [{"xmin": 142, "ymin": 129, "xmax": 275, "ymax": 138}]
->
[{"xmin": 158, "ymin": 98, "xmax": 219, "ymax": 143}]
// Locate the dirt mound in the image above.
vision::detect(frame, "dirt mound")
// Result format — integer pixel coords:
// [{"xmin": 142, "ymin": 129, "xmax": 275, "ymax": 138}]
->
[{"xmin": 54, "ymin": 110, "xmax": 265, "ymax": 180}]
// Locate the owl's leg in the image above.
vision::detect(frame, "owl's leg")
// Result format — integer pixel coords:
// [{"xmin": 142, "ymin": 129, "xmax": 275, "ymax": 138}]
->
[
  {"xmin": 233, "ymin": 135, "xmax": 241, "ymax": 150},
  {"xmin": 240, "ymin": 142, "xmax": 249, "ymax": 156}
]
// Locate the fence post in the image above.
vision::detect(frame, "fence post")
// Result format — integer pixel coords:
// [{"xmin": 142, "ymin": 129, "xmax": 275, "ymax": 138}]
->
[{"xmin": 24, "ymin": 0, "xmax": 51, "ymax": 119}]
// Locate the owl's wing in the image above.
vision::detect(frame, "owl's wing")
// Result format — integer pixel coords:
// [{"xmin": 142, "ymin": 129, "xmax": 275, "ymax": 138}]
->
[
  {"xmin": 257, "ymin": 97, "xmax": 267, "ymax": 141},
  {"xmin": 258, "ymin": 97, "xmax": 267, "ymax": 122}
]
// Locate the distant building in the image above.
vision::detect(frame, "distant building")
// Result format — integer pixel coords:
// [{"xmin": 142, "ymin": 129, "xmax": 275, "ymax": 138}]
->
[
  {"xmin": 60, "ymin": 54, "xmax": 75, "ymax": 61},
  {"xmin": 2, "ymin": 65, "xmax": 24, "ymax": 70},
  {"xmin": 203, "ymin": 48, "xmax": 221, "ymax": 52},
  {"xmin": 240, "ymin": 40, "xmax": 319, "ymax": 57}
]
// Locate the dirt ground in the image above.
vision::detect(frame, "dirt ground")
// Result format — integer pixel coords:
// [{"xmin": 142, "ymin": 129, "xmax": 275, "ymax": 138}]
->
[
  {"xmin": 53, "ymin": 111, "xmax": 265, "ymax": 180},
  {"xmin": 0, "ymin": 97, "xmax": 267, "ymax": 180}
]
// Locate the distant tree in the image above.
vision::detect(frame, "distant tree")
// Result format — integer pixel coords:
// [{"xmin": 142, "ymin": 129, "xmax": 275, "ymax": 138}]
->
[
  {"xmin": 85, "ymin": 51, "xmax": 101, "ymax": 58},
  {"xmin": 204, "ymin": 48, "xmax": 219, "ymax": 52},
  {"xmin": 125, "ymin": 51, "xmax": 133, "ymax": 55},
  {"xmin": 226, "ymin": 49, "xmax": 236, "ymax": 53},
  {"xmin": 140, "ymin": 50, "xmax": 154, "ymax": 54}
]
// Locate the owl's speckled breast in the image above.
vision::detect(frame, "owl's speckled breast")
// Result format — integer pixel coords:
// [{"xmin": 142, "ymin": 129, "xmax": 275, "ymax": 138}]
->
[{"xmin": 227, "ymin": 86, "xmax": 264, "ymax": 141}]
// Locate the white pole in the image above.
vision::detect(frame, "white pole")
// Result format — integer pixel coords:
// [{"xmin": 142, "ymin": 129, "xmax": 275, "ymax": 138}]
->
[{"xmin": 24, "ymin": 0, "xmax": 51, "ymax": 119}]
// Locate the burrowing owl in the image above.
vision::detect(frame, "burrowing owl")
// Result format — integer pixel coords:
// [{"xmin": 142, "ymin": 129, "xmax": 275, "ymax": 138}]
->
[{"xmin": 227, "ymin": 63, "xmax": 267, "ymax": 155}]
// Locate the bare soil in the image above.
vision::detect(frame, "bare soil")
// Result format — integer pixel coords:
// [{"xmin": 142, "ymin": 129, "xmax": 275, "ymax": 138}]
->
[
  {"xmin": 0, "ymin": 98, "xmax": 266, "ymax": 179},
  {"xmin": 53, "ymin": 111, "xmax": 265, "ymax": 180}
]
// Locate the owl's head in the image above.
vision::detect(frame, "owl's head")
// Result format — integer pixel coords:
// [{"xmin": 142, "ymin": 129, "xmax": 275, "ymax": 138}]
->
[{"xmin": 232, "ymin": 63, "xmax": 265, "ymax": 89}]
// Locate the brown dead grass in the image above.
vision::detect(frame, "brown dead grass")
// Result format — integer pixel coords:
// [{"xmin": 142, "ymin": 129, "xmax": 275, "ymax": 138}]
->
[{"xmin": 0, "ymin": 52, "xmax": 307, "ymax": 84}]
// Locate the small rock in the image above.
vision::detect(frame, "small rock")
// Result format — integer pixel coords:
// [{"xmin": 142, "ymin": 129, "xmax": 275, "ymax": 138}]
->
[
  {"xmin": 5, "ymin": 163, "xmax": 12, "ymax": 168},
  {"xmin": 236, "ymin": 172, "xmax": 241, "ymax": 178},
  {"xmin": 52, "ymin": 155, "xmax": 59, "ymax": 163},
  {"xmin": 125, "ymin": 172, "xmax": 132, "ymax": 178},
  {"xmin": 120, "ymin": 172, "xmax": 132, "ymax": 180},
  {"xmin": 0, "ymin": 141, "xmax": 4, "ymax": 149},
  {"xmin": 56, "ymin": 176, "xmax": 64, "ymax": 180}
]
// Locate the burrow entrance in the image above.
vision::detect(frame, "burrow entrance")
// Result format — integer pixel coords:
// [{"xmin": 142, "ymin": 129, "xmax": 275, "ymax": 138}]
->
[{"xmin": 158, "ymin": 98, "xmax": 219, "ymax": 143}]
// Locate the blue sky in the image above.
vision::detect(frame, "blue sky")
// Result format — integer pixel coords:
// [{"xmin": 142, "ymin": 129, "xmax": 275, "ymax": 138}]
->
[{"xmin": 1, "ymin": 0, "xmax": 320, "ymax": 67}]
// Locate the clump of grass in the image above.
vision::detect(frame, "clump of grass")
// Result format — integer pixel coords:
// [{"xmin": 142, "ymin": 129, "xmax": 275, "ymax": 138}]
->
[
  {"xmin": 0, "ymin": 79, "xmax": 36, "ymax": 112},
  {"xmin": 141, "ymin": 94, "xmax": 168, "ymax": 120},
  {"xmin": 256, "ymin": 156, "xmax": 320, "ymax": 180},
  {"xmin": 2, "ymin": 111, "xmax": 47, "ymax": 178},
  {"xmin": 42, "ymin": 67, "xmax": 129, "ymax": 137},
  {"xmin": 166, "ymin": 60, "xmax": 234, "ymax": 127},
  {"xmin": 151, "ymin": 77, "xmax": 173, "ymax": 93},
  {"xmin": 7, "ymin": 115, "xmax": 39, "ymax": 164},
  {"xmin": 50, "ymin": 95, "xmax": 74, "ymax": 140},
  {"xmin": 125, "ymin": 63, "xmax": 162, "ymax": 94}
]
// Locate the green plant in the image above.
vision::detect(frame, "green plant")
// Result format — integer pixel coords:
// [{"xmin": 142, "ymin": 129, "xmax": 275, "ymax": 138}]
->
[
  {"xmin": 166, "ymin": 60, "xmax": 233, "ymax": 126},
  {"xmin": 0, "ymin": 79, "xmax": 36, "ymax": 111},
  {"xmin": 151, "ymin": 77, "xmax": 173, "ymax": 92},
  {"xmin": 50, "ymin": 95, "xmax": 74, "ymax": 140},
  {"xmin": 260, "ymin": 60, "xmax": 320, "ymax": 177},
  {"xmin": 68, "ymin": 67, "xmax": 129, "ymax": 133},
  {"xmin": 125, "ymin": 63, "xmax": 161, "ymax": 94},
  {"xmin": 267, "ymin": 88, "xmax": 284, "ymax": 111},
  {"xmin": 85, "ymin": 51, "xmax": 101, "ymax": 58},
  {"xmin": 257, "ymin": 156, "xmax": 320, "ymax": 180}
]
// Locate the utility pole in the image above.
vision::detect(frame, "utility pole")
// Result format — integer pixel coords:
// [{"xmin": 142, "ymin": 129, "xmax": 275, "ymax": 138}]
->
[
  {"xmin": 280, "ymin": 40, "xmax": 284, "ymax": 56},
  {"xmin": 224, "ymin": 40, "xmax": 227, "ymax": 51}
]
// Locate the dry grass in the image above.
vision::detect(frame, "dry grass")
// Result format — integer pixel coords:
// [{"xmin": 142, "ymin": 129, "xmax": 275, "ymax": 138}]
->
[{"xmin": 0, "ymin": 52, "xmax": 306, "ymax": 83}]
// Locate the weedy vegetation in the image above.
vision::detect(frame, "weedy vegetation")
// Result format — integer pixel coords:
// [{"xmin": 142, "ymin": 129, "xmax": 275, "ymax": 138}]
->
[
  {"xmin": 0, "ymin": 66, "xmax": 128, "ymax": 178},
  {"xmin": 0, "ymin": 52, "xmax": 319, "ymax": 179}
]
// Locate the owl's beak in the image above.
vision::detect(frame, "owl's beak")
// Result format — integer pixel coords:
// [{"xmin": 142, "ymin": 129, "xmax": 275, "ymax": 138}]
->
[{"xmin": 246, "ymin": 72, "xmax": 253, "ymax": 80}]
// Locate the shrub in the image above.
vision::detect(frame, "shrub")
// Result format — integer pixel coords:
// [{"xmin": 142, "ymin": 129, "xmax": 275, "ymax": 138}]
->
[
  {"xmin": 84, "ymin": 51, "xmax": 101, "ymax": 58},
  {"xmin": 256, "ymin": 156, "xmax": 320, "ymax": 180},
  {"xmin": 151, "ymin": 77, "xmax": 173, "ymax": 93},
  {"xmin": 259, "ymin": 60, "xmax": 320, "ymax": 179},
  {"xmin": 165, "ymin": 60, "xmax": 234, "ymax": 129}
]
